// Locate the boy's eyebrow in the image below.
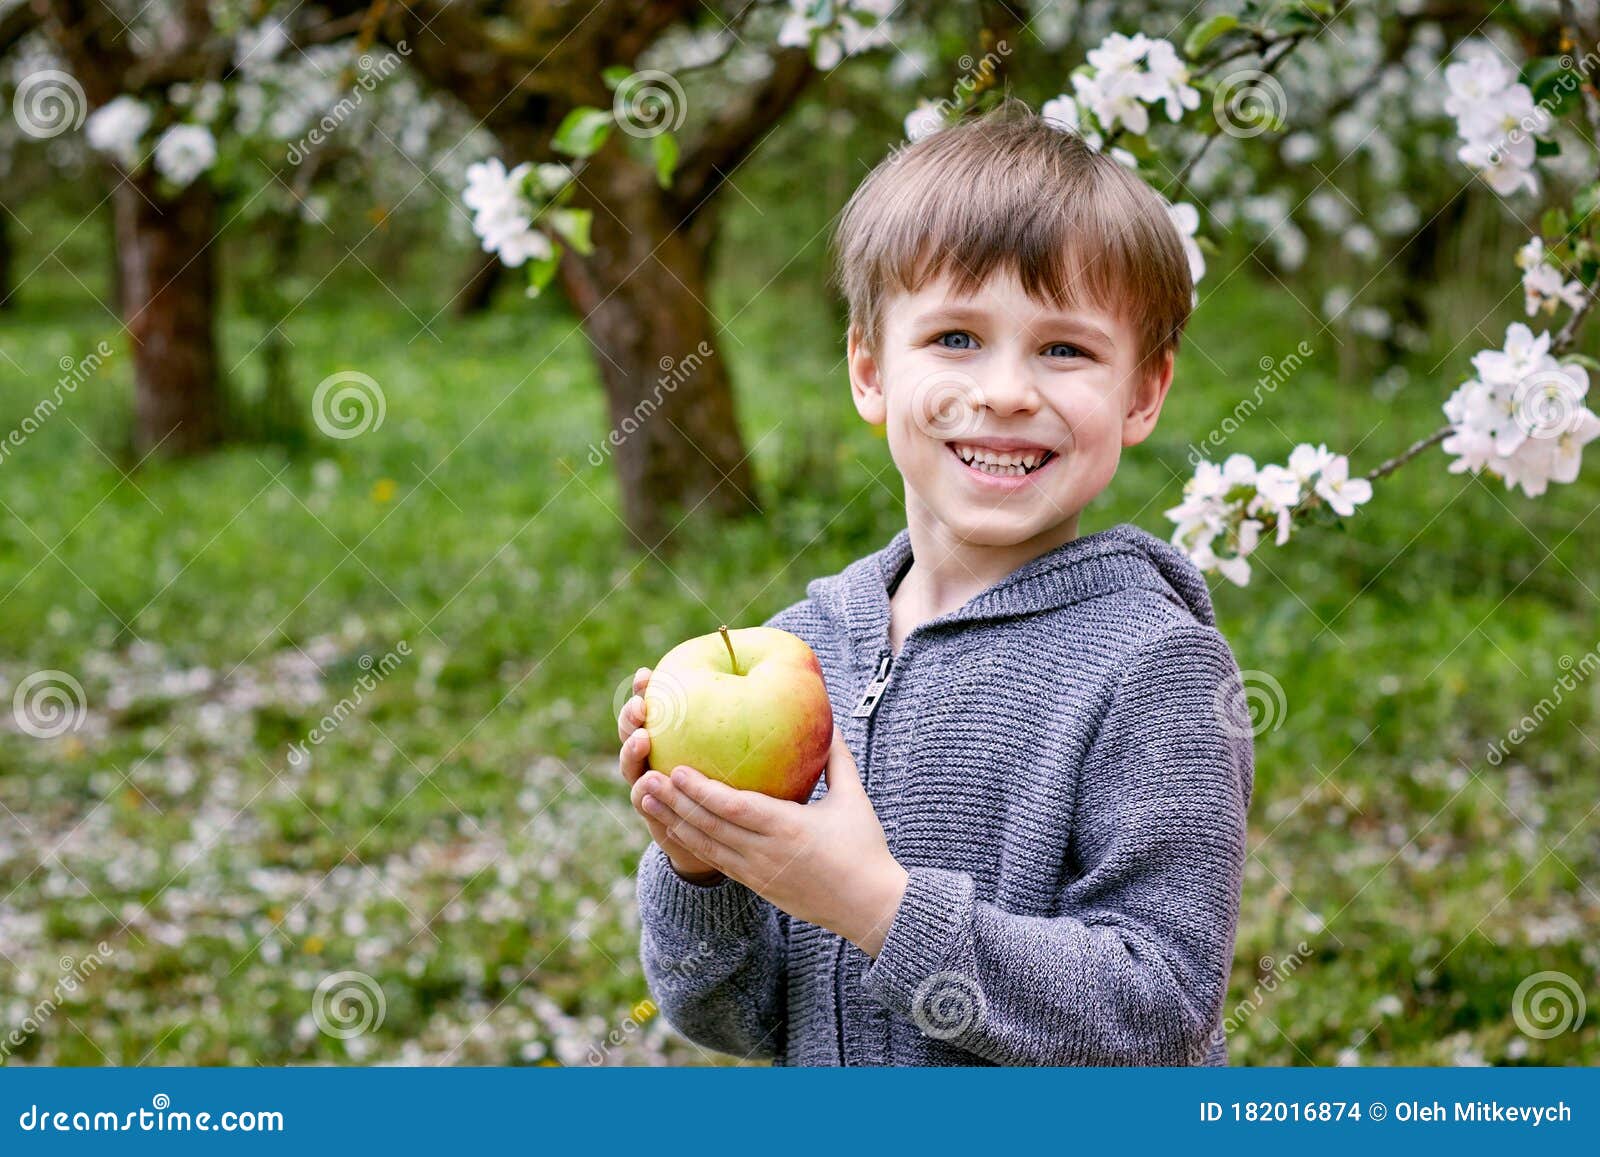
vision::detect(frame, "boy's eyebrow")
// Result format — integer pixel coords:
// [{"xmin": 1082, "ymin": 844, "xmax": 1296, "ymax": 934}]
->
[{"xmin": 912, "ymin": 303, "xmax": 1116, "ymax": 346}]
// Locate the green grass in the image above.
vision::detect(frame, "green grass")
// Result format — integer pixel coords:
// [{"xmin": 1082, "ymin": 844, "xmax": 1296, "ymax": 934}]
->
[{"xmin": 0, "ymin": 180, "xmax": 1596, "ymax": 1066}]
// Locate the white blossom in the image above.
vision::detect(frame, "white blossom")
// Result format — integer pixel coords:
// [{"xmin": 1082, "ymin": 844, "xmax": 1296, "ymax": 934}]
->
[
  {"xmin": 463, "ymin": 158, "xmax": 551, "ymax": 269},
  {"xmin": 1445, "ymin": 40, "xmax": 1547, "ymax": 196},
  {"xmin": 153, "ymin": 124, "xmax": 217, "ymax": 187},
  {"xmin": 85, "ymin": 96, "xmax": 152, "ymax": 168},
  {"xmin": 1167, "ymin": 445, "xmax": 1371, "ymax": 585},
  {"xmin": 1516, "ymin": 238, "xmax": 1588, "ymax": 317},
  {"xmin": 1140, "ymin": 39, "xmax": 1201, "ymax": 121},
  {"xmin": 1166, "ymin": 200, "xmax": 1205, "ymax": 286},
  {"xmin": 1442, "ymin": 323, "xmax": 1600, "ymax": 497}
]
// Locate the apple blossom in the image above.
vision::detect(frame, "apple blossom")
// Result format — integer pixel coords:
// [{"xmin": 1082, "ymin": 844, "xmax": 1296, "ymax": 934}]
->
[
  {"xmin": 1167, "ymin": 445, "xmax": 1371, "ymax": 585},
  {"xmin": 85, "ymin": 95, "xmax": 152, "ymax": 168},
  {"xmin": 153, "ymin": 123, "xmax": 218, "ymax": 188},
  {"xmin": 1445, "ymin": 40, "xmax": 1547, "ymax": 196},
  {"xmin": 1442, "ymin": 323, "xmax": 1600, "ymax": 497},
  {"xmin": 1166, "ymin": 200, "xmax": 1206, "ymax": 286},
  {"xmin": 1140, "ymin": 39, "xmax": 1201, "ymax": 122},
  {"xmin": 777, "ymin": 0, "xmax": 894, "ymax": 70},
  {"xmin": 1516, "ymin": 238, "xmax": 1588, "ymax": 317}
]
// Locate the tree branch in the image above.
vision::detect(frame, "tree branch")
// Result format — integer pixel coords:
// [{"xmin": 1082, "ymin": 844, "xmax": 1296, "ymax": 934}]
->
[{"xmin": 672, "ymin": 46, "xmax": 814, "ymax": 217}]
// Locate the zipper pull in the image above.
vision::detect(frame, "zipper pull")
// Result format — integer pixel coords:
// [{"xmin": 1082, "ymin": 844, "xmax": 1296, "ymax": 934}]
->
[{"xmin": 852, "ymin": 651, "xmax": 893, "ymax": 718}]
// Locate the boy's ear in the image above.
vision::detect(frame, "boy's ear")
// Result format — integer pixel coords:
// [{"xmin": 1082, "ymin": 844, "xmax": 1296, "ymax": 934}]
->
[
  {"xmin": 847, "ymin": 326, "xmax": 888, "ymax": 427},
  {"xmin": 1122, "ymin": 349, "xmax": 1175, "ymax": 447}
]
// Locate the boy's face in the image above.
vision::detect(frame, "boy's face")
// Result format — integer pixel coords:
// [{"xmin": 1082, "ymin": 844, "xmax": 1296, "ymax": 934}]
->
[{"xmin": 848, "ymin": 270, "xmax": 1173, "ymax": 550}]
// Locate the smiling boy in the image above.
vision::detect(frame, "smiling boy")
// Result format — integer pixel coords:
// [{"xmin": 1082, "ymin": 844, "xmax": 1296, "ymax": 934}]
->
[{"xmin": 616, "ymin": 109, "xmax": 1254, "ymax": 1066}]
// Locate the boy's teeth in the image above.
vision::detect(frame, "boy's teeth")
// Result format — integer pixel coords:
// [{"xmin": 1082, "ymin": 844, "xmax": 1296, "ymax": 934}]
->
[{"xmin": 953, "ymin": 443, "xmax": 1049, "ymax": 475}]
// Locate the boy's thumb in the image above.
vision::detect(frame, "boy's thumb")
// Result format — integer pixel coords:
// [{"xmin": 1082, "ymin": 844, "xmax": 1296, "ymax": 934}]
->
[{"xmin": 822, "ymin": 729, "xmax": 864, "ymax": 795}]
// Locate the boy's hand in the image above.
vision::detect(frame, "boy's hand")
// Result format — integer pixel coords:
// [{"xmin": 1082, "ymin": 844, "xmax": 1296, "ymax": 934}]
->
[
  {"xmin": 617, "ymin": 666, "xmax": 723, "ymax": 885},
  {"xmin": 636, "ymin": 730, "xmax": 910, "ymax": 957}
]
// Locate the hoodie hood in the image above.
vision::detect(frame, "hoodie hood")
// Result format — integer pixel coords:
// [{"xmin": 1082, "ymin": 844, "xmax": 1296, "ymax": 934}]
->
[{"xmin": 809, "ymin": 522, "xmax": 1216, "ymax": 652}]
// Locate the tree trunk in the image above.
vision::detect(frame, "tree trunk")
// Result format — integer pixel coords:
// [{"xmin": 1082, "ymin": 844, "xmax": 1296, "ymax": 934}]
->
[
  {"xmin": 558, "ymin": 154, "xmax": 757, "ymax": 548},
  {"xmin": 113, "ymin": 174, "xmax": 225, "ymax": 455},
  {"xmin": 454, "ymin": 249, "xmax": 504, "ymax": 316},
  {"xmin": 0, "ymin": 203, "xmax": 12, "ymax": 311}
]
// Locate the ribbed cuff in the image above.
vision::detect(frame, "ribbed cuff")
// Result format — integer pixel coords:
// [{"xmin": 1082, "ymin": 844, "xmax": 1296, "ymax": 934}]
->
[
  {"xmin": 636, "ymin": 843, "xmax": 768, "ymax": 942},
  {"xmin": 859, "ymin": 866, "xmax": 975, "ymax": 1014}
]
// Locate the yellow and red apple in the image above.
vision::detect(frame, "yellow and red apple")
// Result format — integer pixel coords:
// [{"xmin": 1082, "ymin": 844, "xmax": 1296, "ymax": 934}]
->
[{"xmin": 645, "ymin": 626, "xmax": 832, "ymax": 804}]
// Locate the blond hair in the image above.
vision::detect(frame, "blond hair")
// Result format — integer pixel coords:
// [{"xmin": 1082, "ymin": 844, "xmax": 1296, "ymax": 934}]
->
[{"xmin": 833, "ymin": 104, "xmax": 1193, "ymax": 371}]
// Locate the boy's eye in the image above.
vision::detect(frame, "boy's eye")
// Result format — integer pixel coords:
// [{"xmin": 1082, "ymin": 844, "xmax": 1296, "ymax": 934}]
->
[
  {"xmin": 935, "ymin": 331, "xmax": 977, "ymax": 350},
  {"xmin": 1043, "ymin": 342, "xmax": 1088, "ymax": 359}
]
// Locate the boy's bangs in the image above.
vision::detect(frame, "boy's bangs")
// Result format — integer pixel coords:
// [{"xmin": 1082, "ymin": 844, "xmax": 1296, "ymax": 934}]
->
[{"xmin": 890, "ymin": 194, "xmax": 1143, "ymax": 332}]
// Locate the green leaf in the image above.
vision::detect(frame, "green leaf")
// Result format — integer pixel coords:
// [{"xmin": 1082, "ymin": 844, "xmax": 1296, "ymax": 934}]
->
[
  {"xmin": 524, "ymin": 242, "xmax": 563, "ymax": 297},
  {"xmin": 601, "ymin": 66, "xmax": 632, "ymax": 91},
  {"xmin": 1536, "ymin": 137, "xmax": 1561, "ymax": 158},
  {"xmin": 1564, "ymin": 352, "xmax": 1600, "ymax": 375},
  {"xmin": 1543, "ymin": 206, "xmax": 1571, "ymax": 238},
  {"xmin": 545, "ymin": 208, "xmax": 593, "ymax": 256},
  {"xmin": 1274, "ymin": 6, "xmax": 1325, "ymax": 34},
  {"xmin": 652, "ymin": 130, "xmax": 679, "ymax": 189},
  {"xmin": 1184, "ymin": 14, "xmax": 1239, "ymax": 58},
  {"xmin": 552, "ymin": 107, "xmax": 614, "ymax": 158},
  {"xmin": 1572, "ymin": 183, "xmax": 1600, "ymax": 225}
]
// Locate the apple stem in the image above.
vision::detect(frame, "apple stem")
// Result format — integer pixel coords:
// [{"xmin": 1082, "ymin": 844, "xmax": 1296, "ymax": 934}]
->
[{"xmin": 718, "ymin": 625, "xmax": 742, "ymax": 675}]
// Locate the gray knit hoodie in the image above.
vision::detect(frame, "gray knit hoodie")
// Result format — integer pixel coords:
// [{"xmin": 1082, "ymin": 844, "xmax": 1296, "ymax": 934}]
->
[{"xmin": 636, "ymin": 522, "xmax": 1254, "ymax": 1066}]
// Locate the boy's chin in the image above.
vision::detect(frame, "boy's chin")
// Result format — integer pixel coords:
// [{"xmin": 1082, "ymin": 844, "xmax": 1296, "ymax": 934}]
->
[{"xmin": 929, "ymin": 504, "xmax": 1075, "ymax": 548}]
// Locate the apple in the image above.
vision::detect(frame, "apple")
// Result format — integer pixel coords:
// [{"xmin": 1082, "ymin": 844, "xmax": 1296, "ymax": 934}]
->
[{"xmin": 645, "ymin": 626, "xmax": 833, "ymax": 803}]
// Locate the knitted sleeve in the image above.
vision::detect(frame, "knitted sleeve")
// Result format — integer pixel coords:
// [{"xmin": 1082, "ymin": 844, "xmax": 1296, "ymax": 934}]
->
[
  {"xmin": 636, "ymin": 843, "xmax": 788, "ymax": 1061},
  {"xmin": 633, "ymin": 597, "xmax": 829, "ymax": 1061},
  {"xmin": 857, "ymin": 623, "xmax": 1253, "ymax": 1065}
]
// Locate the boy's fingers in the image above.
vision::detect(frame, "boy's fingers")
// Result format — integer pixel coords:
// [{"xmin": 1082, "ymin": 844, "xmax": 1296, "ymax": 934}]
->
[
  {"xmin": 617, "ymin": 696, "xmax": 647, "ymax": 743},
  {"xmin": 618, "ymin": 728, "xmax": 651, "ymax": 785},
  {"xmin": 632, "ymin": 667, "xmax": 652, "ymax": 695},
  {"xmin": 630, "ymin": 771, "xmax": 665, "ymax": 813},
  {"xmin": 644, "ymin": 773, "xmax": 756, "ymax": 846},
  {"xmin": 666, "ymin": 766, "xmax": 778, "ymax": 834},
  {"xmin": 822, "ymin": 729, "xmax": 864, "ymax": 795},
  {"xmin": 645, "ymin": 798, "xmax": 738, "ymax": 872}
]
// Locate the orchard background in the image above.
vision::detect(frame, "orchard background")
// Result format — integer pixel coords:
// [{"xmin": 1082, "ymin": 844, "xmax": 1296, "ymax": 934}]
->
[{"xmin": 0, "ymin": 0, "xmax": 1596, "ymax": 1065}]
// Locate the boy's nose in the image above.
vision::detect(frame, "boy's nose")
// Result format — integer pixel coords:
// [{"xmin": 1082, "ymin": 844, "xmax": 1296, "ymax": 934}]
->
[{"xmin": 977, "ymin": 369, "xmax": 1042, "ymax": 415}]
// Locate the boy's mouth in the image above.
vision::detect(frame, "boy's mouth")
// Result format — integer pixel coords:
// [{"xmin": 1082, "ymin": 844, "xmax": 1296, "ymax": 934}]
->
[{"xmin": 947, "ymin": 440, "xmax": 1059, "ymax": 479}]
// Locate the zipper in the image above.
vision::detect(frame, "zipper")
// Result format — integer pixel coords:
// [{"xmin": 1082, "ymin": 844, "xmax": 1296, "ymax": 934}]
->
[
  {"xmin": 838, "ymin": 647, "xmax": 894, "ymax": 1063},
  {"xmin": 851, "ymin": 651, "xmax": 893, "ymax": 719}
]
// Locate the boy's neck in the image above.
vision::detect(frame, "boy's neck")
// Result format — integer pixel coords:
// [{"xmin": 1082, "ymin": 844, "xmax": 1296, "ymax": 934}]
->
[{"xmin": 887, "ymin": 505, "xmax": 1081, "ymax": 652}]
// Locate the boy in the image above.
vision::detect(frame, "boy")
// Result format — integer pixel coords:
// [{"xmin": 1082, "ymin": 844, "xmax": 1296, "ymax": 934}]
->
[{"xmin": 615, "ymin": 108, "xmax": 1253, "ymax": 1066}]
